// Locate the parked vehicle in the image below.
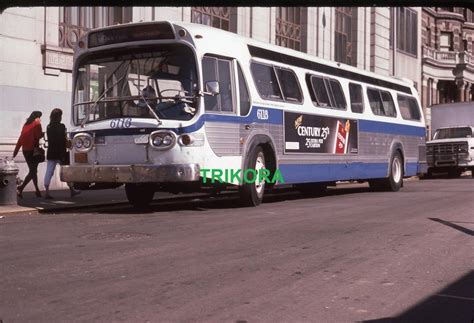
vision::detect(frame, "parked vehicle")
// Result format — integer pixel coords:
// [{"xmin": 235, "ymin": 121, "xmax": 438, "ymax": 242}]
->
[
  {"xmin": 60, "ymin": 21, "xmax": 427, "ymax": 207},
  {"xmin": 426, "ymin": 102, "xmax": 474, "ymax": 177}
]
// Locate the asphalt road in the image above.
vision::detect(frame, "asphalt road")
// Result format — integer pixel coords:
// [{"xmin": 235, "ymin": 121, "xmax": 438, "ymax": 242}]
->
[{"xmin": 1, "ymin": 178, "xmax": 474, "ymax": 322}]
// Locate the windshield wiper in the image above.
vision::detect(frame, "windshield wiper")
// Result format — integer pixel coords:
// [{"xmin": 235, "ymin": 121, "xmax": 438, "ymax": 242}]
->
[{"xmin": 130, "ymin": 82, "xmax": 162, "ymax": 126}]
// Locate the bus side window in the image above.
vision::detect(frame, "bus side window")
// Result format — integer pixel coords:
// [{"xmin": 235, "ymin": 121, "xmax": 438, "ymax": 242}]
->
[
  {"xmin": 251, "ymin": 62, "xmax": 283, "ymax": 101},
  {"xmin": 202, "ymin": 55, "xmax": 235, "ymax": 113},
  {"xmin": 310, "ymin": 75, "xmax": 331, "ymax": 107},
  {"xmin": 397, "ymin": 95, "xmax": 421, "ymax": 121},
  {"xmin": 237, "ymin": 62, "xmax": 251, "ymax": 116},
  {"xmin": 380, "ymin": 91, "xmax": 396, "ymax": 117},
  {"xmin": 349, "ymin": 83, "xmax": 364, "ymax": 113},
  {"xmin": 367, "ymin": 88, "xmax": 384, "ymax": 116},
  {"xmin": 202, "ymin": 56, "xmax": 219, "ymax": 111},
  {"xmin": 407, "ymin": 97, "xmax": 421, "ymax": 120},
  {"xmin": 217, "ymin": 59, "xmax": 234, "ymax": 112},
  {"xmin": 275, "ymin": 67, "xmax": 303, "ymax": 103},
  {"xmin": 328, "ymin": 79, "xmax": 346, "ymax": 110}
]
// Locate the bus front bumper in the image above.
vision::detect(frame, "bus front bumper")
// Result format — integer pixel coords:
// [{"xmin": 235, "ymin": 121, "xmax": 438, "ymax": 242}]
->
[{"xmin": 60, "ymin": 164, "xmax": 200, "ymax": 183}]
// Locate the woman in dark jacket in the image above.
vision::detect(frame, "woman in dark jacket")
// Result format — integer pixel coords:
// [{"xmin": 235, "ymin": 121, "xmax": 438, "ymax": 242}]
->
[
  {"xmin": 43, "ymin": 108, "xmax": 80, "ymax": 199},
  {"xmin": 13, "ymin": 111, "xmax": 43, "ymax": 198}
]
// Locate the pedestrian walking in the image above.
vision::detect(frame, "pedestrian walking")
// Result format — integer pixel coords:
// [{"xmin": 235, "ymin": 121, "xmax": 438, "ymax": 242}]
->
[
  {"xmin": 13, "ymin": 111, "xmax": 44, "ymax": 198},
  {"xmin": 43, "ymin": 108, "xmax": 80, "ymax": 199}
]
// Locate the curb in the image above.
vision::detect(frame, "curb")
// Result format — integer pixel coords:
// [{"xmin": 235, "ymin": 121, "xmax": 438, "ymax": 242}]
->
[{"xmin": 0, "ymin": 205, "xmax": 38, "ymax": 216}]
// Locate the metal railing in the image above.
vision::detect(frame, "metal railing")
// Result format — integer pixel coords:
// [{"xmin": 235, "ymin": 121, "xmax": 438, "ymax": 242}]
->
[{"xmin": 422, "ymin": 45, "xmax": 474, "ymax": 66}]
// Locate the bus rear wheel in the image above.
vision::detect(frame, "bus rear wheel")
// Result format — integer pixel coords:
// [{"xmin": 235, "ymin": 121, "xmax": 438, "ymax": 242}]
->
[
  {"xmin": 239, "ymin": 146, "xmax": 266, "ymax": 207},
  {"xmin": 125, "ymin": 183, "xmax": 155, "ymax": 208}
]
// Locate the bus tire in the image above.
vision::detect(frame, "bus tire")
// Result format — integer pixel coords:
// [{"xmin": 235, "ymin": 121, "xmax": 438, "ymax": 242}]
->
[
  {"xmin": 239, "ymin": 146, "xmax": 266, "ymax": 207},
  {"xmin": 125, "ymin": 183, "xmax": 155, "ymax": 208},
  {"xmin": 383, "ymin": 151, "xmax": 404, "ymax": 191}
]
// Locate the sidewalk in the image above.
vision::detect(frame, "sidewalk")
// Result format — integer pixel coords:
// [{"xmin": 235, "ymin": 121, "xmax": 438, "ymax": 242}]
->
[{"xmin": 0, "ymin": 187, "xmax": 130, "ymax": 216}]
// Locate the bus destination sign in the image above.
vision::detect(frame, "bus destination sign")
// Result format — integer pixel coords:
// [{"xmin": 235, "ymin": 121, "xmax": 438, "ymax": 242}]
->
[{"xmin": 88, "ymin": 23, "xmax": 175, "ymax": 48}]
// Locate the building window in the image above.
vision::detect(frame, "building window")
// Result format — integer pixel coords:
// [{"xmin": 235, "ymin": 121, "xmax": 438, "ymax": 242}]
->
[
  {"xmin": 439, "ymin": 32, "xmax": 453, "ymax": 51},
  {"xmin": 439, "ymin": 7, "xmax": 454, "ymax": 12},
  {"xmin": 59, "ymin": 7, "xmax": 132, "ymax": 49},
  {"xmin": 426, "ymin": 27, "xmax": 432, "ymax": 47},
  {"xmin": 191, "ymin": 7, "xmax": 230, "ymax": 31},
  {"xmin": 275, "ymin": 7, "xmax": 302, "ymax": 51},
  {"xmin": 465, "ymin": 9, "xmax": 474, "ymax": 22},
  {"xmin": 395, "ymin": 7, "xmax": 418, "ymax": 56},
  {"xmin": 335, "ymin": 7, "xmax": 357, "ymax": 66}
]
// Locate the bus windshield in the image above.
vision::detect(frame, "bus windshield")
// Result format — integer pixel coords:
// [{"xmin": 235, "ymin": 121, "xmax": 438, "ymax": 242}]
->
[
  {"xmin": 73, "ymin": 44, "xmax": 198, "ymax": 125},
  {"xmin": 433, "ymin": 127, "xmax": 473, "ymax": 139}
]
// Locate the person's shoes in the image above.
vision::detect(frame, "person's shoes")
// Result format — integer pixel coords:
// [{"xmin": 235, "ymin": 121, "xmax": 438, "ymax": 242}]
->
[
  {"xmin": 70, "ymin": 189, "xmax": 81, "ymax": 198},
  {"xmin": 16, "ymin": 187, "xmax": 23, "ymax": 199},
  {"xmin": 44, "ymin": 194, "xmax": 54, "ymax": 200},
  {"xmin": 35, "ymin": 191, "xmax": 42, "ymax": 198}
]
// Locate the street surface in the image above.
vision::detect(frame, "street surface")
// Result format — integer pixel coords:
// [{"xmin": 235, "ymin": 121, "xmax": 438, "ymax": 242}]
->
[{"xmin": 1, "ymin": 178, "xmax": 474, "ymax": 322}]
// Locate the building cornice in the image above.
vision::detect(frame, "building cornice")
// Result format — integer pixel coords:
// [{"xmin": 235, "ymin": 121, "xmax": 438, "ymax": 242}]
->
[{"xmin": 422, "ymin": 7, "xmax": 465, "ymax": 23}]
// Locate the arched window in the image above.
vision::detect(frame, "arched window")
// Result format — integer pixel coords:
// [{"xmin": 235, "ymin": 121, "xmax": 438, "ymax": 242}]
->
[
  {"xmin": 59, "ymin": 7, "xmax": 132, "ymax": 49},
  {"xmin": 275, "ymin": 7, "xmax": 302, "ymax": 51},
  {"xmin": 191, "ymin": 7, "xmax": 230, "ymax": 31}
]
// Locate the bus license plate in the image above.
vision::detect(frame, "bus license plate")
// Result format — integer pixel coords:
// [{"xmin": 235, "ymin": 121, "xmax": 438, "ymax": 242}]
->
[{"xmin": 134, "ymin": 134, "xmax": 149, "ymax": 145}]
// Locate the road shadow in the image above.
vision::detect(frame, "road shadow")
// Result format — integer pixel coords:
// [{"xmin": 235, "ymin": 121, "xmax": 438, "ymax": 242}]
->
[
  {"xmin": 428, "ymin": 217, "xmax": 474, "ymax": 236},
  {"xmin": 362, "ymin": 270, "xmax": 474, "ymax": 322},
  {"xmin": 71, "ymin": 185, "xmax": 373, "ymax": 215}
]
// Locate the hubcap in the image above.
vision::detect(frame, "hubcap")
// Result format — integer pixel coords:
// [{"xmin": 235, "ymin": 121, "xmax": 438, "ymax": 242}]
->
[
  {"xmin": 392, "ymin": 157, "xmax": 402, "ymax": 183},
  {"xmin": 255, "ymin": 153, "xmax": 265, "ymax": 195}
]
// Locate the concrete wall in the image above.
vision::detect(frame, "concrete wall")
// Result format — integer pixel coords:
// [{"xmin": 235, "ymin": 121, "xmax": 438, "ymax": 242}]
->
[{"xmin": 0, "ymin": 7, "xmax": 72, "ymax": 191}]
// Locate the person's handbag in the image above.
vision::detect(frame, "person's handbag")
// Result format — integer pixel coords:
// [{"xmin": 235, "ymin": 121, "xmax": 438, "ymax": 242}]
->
[{"xmin": 33, "ymin": 147, "xmax": 45, "ymax": 163}]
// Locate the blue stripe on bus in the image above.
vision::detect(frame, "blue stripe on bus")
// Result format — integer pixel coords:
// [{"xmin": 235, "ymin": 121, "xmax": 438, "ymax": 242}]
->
[
  {"xmin": 358, "ymin": 119, "xmax": 426, "ymax": 137},
  {"xmin": 279, "ymin": 162, "xmax": 419, "ymax": 184}
]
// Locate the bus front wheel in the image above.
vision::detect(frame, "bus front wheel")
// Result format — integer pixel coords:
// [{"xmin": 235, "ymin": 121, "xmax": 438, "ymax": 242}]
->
[
  {"xmin": 125, "ymin": 183, "xmax": 155, "ymax": 208},
  {"xmin": 239, "ymin": 146, "xmax": 266, "ymax": 207}
]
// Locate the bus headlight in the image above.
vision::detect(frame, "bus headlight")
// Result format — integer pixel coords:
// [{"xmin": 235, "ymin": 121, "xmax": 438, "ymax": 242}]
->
[
  {"xmin": 74, "ymin": 138, "xmax": 83, "ymax": 149},
  {"xmin": 149, "ymin": 131, "xmax": 176, "ymax": 150},
  {"xmin": 162, "ymin": 135, "xmax": 173, "ymax": 146},
  {"xmin": 152, "ymin": 136, "xmax": 163, "ymax": 146},
  {"xmin": 73, "ymin": 133, "xmax": 93, "ymax": 152},
  {"xmin": 83, "ymin": 137, "xmax": 92, "ymax": 149}
]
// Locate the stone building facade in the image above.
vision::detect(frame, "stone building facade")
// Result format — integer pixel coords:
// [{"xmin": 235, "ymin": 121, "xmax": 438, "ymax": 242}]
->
[
  {"xmin": 421, "ymin": 7, "xmax": 474, "ymax": 135},
  {"xmin": 0, "ymin": 6, "xmax": 422, "ymax": 190}
]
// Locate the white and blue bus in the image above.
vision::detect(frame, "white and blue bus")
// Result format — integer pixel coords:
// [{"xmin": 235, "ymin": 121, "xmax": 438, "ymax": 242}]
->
[{"xmin": 61, "ymin": 21, "xmax": 427, "ymax": 207}]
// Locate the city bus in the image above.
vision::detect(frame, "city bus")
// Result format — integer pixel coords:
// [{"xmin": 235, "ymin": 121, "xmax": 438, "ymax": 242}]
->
[{"xmin": 60, "ymin": 21, "xmax": 427, "ymax": 207}]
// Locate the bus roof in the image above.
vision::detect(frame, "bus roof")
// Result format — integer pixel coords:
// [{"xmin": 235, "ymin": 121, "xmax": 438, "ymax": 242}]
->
[
  {"xmin": 173, "ymin": 21, "xmax": 414, "ymax": 91},
  {"xmin": 78, "ymin": 20, "xmax": 414, "ymax": 93}
]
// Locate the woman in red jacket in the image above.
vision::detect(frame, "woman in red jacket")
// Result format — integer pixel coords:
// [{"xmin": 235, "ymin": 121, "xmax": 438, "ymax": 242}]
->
[{"xmin": 13, "ymin": 111, "xmax": 44, "ymax": 198}]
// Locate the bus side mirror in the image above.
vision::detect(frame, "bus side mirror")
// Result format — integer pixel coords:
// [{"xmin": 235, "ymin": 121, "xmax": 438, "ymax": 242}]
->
[{"xmin": 205, "ymin": 81, "xmax": 220, "ymax": 96}]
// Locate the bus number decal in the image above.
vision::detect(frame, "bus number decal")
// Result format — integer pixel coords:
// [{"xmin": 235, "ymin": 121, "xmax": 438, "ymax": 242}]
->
[
  {"xmin": 257, "ymin": 109, "xmax": 269, "ymax": 120},
  {"xmin": 110, "ymin": 118, "xmax": 132, "ymax": 129}
]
